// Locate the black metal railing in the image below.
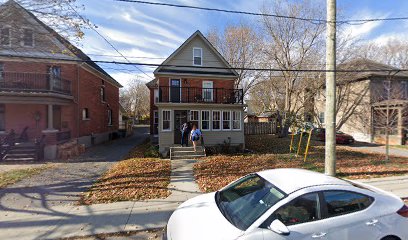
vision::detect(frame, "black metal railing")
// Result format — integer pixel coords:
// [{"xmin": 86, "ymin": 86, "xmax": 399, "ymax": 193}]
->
[
  {"xmin": 0, "ymin": 72, "xmax": 72, "ymax": 95},
  {"xmin": 57, "ymin": 130, "xmax": 71, "ymax": 143},
  {"xmin": 158, "ymin": 86, "xmax": 244, "ymax": 104}
]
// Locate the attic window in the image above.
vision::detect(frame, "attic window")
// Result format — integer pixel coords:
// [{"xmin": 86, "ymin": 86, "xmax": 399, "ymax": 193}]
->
[
  {"xmin": 193, "ymin": 47, "xmax": 202, "ymax": 66},
  {"xmin": 23, "ymin": 29, "xmax": 34, "ymax": 47},
  {"xmin": 0, "ymin": 28, "xmax": 10, "ymax": 46}
]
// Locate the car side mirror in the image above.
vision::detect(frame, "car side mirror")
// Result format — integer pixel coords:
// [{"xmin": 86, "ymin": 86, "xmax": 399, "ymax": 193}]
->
[{"xmin": 269, "ymin": 219, "xmax": 290, "ymax": 236}]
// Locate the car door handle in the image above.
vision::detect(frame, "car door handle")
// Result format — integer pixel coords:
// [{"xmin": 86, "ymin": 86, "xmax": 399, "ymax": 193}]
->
[
  {"xmin": 312, "ymin": 232, "xmax": 327, "ymax": 238},
  {"xmin": 366, "ymin": 219, "xmax": 379, "ymax": 226}
]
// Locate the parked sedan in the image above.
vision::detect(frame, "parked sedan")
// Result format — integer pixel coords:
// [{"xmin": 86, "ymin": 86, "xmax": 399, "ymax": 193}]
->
[
  {"xmin": 312, "ymin": 128, "xmax": 355, "ymax": 144},
  {"xmin": 164, "ymin": 169, "xmax": 408, "ymax": 240}
]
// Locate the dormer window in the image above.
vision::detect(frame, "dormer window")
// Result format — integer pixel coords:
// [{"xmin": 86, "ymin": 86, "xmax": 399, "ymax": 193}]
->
[
  {"xmin": 193, "ymin": 47, "xmax": 202, "ymax": 66},
  {"xmin": 1, "ymin": 28, "xmax": 10, "ymax": 46},
  {"xmin": 23, "ymin": 28, "xmax": 34, "ymax": 47}
]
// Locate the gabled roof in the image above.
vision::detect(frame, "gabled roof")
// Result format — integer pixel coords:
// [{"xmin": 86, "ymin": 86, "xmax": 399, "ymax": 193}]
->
[
  {"xmin": 145, "ymin": 78, "xmax": 158, "ymax": 89},
  {"xmin": 1, "ymin": 0, "xmax": 122, "ymax": 88},
  {"xmin": 338, "ymin": 58, "xmax": 408, "ymax": 82},
  {"xmin": 154, "ymin": 30, "xmax": 238, "ymax": 78}
]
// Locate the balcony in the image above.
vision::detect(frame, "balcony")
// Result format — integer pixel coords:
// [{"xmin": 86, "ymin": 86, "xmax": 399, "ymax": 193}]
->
[
  {"xmin": 0, "ymin": 72, "xmax": 72, "ymax": 95},
  {"xmin": 158, "ymin": 86, "xmax": 244, "ymax": 104}
]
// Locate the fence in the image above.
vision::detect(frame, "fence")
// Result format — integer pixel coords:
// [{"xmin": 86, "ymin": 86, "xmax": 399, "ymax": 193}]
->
[{"xmin": 244, "ymin": 122, "xmax": 278, "ymax": 135}]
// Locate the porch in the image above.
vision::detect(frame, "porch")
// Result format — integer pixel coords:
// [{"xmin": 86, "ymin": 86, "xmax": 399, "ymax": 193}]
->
[{"xmin": 0, "ymin": 103, "xmax": 74, "ymax": 161}]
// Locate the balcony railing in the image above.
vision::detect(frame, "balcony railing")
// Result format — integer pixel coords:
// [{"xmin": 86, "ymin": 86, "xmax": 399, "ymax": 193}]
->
[
  {"xmin": 0, "ymin": 72, "xmax": 72, "ymax": 95},
  {"xmin": 158, "ymin": 86, "xmax": 244, "ymax": 104}
]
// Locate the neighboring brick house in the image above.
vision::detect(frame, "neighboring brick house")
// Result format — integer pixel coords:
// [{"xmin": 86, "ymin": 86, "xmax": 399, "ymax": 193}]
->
[
  {"xmin": 146, "ymin": 30, "xmax": 245, "ymax": 155},
  {"xmin": 314, "ymin": 59, "xmax": 408, "ymax": 145},
  {"xmin": 0, "ymin": 1, "xmax": 122, "ymax": 160}
]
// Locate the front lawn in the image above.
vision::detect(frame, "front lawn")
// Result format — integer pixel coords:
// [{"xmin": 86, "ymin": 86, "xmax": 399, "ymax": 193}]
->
[
  {"xmin": 194, "ymin": 135, "xmax": 408, "ymax": 192},
  {"xmin": 0, "ymin": 165, "xmax": 52, "ymax": 188},
  {"xmin": 81, "ymin": 140, "xmax": 171, "ymax": 204}
]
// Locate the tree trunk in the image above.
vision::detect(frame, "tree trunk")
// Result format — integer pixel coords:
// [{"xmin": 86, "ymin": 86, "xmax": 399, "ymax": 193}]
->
[{"xmin": 385, "ymin": 130, "xmax": 390, "ymax": 162}]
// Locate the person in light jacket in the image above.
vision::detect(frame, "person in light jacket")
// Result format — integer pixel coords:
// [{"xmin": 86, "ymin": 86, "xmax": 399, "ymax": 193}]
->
[{"xmin": 190, "ymin": 124, "xmax": 202, "ymax": 152}]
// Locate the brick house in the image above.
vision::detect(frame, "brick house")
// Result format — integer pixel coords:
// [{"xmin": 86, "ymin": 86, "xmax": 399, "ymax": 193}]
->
[
  {"xmin": 314, "ymin": 59, "xmax": 408, "ymax": 145},
  {"xmin": 0, "ymin": 1, "xmax": 122, "ymax": 160},
  {"xmin": 146, "ymin": 31, "xmax": 245, "ymax": 156}
]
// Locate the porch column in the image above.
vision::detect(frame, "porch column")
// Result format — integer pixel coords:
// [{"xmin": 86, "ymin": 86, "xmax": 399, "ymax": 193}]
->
[{"xmin": 47, "ymin": 104, "xmax": 54, "ymax": 130}]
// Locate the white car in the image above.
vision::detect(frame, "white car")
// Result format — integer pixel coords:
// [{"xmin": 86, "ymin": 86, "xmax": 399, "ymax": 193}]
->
[{"xmin": 164, "ymin": 168, "xmax": 408, "ymax": 240}]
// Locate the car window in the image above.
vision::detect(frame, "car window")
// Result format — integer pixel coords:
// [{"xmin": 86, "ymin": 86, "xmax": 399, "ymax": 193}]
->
[
  {"xmin": 323, "ymin": 191, "xmax": 373, "ymax": 217},
  {"xmin": 268, "ymin": 193, "xmax": 320, "ymax": 226}
]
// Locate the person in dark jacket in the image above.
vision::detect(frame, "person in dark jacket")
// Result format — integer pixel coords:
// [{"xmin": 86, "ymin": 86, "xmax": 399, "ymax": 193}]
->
[{"xmin": 181, "ymin": 122, "xmax": 190, "ymax": 147}]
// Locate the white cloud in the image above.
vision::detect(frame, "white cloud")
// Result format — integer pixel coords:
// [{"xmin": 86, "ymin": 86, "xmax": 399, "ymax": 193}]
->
[{"xmin": 342, "ymin": 10, "xmax": 389, "ymax": 39}]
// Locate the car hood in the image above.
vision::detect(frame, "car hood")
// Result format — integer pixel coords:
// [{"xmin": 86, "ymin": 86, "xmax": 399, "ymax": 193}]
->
[{"xmin": 167, "ymin": 192, "xmax": 243, "ymax": 240}]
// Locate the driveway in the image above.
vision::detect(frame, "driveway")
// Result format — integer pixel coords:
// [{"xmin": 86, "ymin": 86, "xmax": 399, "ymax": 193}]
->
[{"xmin": 0, "ymin": 127, "xmax": 149, "ymax": 211}]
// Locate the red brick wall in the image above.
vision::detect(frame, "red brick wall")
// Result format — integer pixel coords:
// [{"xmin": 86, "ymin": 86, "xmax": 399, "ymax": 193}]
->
[
  {"xmin": 77, "ymin": 68, "xmax": 119, "ymax": 136},
  {"xmin": 1, "ymin": 60, "xmax": 120, "ymax": 138},
  {"xmin": 149, "ymin": 88, "xmax": 158, "ymax": 135},
  {"xmin": 4, "ymin": 104, "xmax": 47, "ymax": 139}
]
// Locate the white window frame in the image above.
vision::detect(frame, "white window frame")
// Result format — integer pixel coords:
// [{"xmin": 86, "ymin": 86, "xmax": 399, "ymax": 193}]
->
[
  {"xmin": 153, "ymin": 110, "xmax": 159, "ymax": 136},
  {"xmin": 193, "ymin": 47, "xmax": 203, "ymax": 66},
  {"xmin": 201, "ymin": 110, "xmax": 210, "ymax": 131},
  {"xmin": 107, "ymin": 109, "xmax": 113, "ymax": 126},
  {"xmin": 212, "ymin": 110, "xmax": 221, "ymax": 131},
  {"xmin": 169, "ymin": 78, "xmax": 182, "ymax": 103},
  {"xmin": 154, "ymin": 89, "xmax": 159, "ymax": 103},
  {"xmin": 190, "ymin": 110, "xmax": 199, "ymax": 122},
  {"xmin": 222, "ymin": 111, "xmax": 231, "ymax": 131},
  {"xmin": 232, "ymin": 111, "xmax": 241, "ymax": 131},
  {"xmin": 22, "ymin": 28, "xmax": 34, "ymax": 47},
  {"xmin": 82, "ymin": 108, "xmax": 90, "ymax": 120},
  {"xmin": 162, "ymin": 110, "xmax": 171, "ymax": 132},
  {"xmin": 0, "ymin": 27, "xmax": 11, "ymax": 47},
  {"xmin": 202, "ymin": 80, "xmax": 214, "ymax": 102}
]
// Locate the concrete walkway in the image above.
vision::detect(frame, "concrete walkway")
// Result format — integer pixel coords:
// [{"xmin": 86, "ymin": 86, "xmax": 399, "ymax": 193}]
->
[{"xmin": 0, "ymin": 159, "xmax": 201, "ymax": 240}]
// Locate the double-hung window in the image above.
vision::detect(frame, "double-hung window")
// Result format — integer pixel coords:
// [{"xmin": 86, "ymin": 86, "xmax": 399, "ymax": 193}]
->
[
  {"xmin": 232, "ymin": 111, "xmax": 241, "ymax": 130},
  {"xmin": 190, "ymin": 110, "xmax": 199, "ymax": 128},
  {"xmin": 1, "ymin": 28, "xmax": 10, "ymax": 46},
  {"xmin": 201, "ymin": 110, "xmax": 210, "ymax": 131},
  {"xmin": 212, "ymin": 111, "xmax": 221, "ymax": 130},
  {"xmin": 222, "ymin": 111, "xmax": 231, "ymax": 130},
  {"xmin": 23, "ymin": 28, "xmax": 34, "ymax": 47},
  {"xmin": 0, "ymin": 63, "xmax": 4, "ymax": 84},
  {"xmin": 82, "ymin": 108, "xmax": 90, "ymax": 120},
  {"xmin": 162, "ymin": 110, "xmax": 171, "ymax": 131},
  {"xmin": 193, "ymin": 48, "xmax": 202, "ymax": 66},
  {"xmin": 153, "ymin": 110, "xmax": 159, "ymax": 135}
]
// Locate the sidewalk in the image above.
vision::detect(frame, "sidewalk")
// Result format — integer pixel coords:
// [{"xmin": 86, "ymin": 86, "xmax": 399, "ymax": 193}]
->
[
  {"xmin": 0, "ymin": 159, "xmax": 201, "ymax": 240},
  {"xmin": 359, "ymin": 175, "xmax": 408, "ymax": 199}
]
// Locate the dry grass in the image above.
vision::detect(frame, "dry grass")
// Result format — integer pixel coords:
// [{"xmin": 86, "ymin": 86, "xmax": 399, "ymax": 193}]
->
[
  {"xmin": 0, "ymin": 165, "xmax": 53, "ymax": 188},
  {"xmin": 194, "ymin": 135, "xmax": 408, "ymax": 192}
]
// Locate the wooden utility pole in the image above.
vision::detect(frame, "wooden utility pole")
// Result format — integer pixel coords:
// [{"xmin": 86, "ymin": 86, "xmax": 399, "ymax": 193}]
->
[{"xmin": 325, "ymin": 0, "xmax": 337, "ymax": 176}]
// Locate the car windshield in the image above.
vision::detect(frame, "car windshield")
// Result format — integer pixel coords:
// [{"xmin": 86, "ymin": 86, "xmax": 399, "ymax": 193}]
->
[{"xmin": 215, "ymin": 174, "xmax": 286, "ymax": 230}]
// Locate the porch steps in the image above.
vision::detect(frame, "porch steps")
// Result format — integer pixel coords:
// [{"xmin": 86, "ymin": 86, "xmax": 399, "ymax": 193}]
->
[
  {"xmin": 170, "ymin": 146, "xmax": 206, "ymax": 160},
  {"xmin": 3, "ymin": 146, "xmax": 37, "ymax": 161}
]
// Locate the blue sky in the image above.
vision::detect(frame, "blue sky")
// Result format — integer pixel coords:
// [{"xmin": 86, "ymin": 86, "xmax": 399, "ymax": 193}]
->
[{"xmin": 76, "ymin": 0, "xmax": 408, "ymax": 87}]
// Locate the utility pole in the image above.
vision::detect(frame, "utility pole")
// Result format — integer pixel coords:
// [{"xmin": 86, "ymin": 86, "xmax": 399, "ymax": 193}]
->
[{"xmin": 325, "ymin": 0, "xmax": 337, "ymax": 176}]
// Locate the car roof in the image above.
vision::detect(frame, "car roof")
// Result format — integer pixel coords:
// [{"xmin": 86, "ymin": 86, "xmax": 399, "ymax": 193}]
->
[{"xmin": 257, "ymin": 168, "xmax": 351, "ymax": 194}]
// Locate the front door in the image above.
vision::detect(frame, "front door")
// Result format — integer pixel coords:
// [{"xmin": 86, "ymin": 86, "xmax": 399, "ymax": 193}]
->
[
  {"xmin": 53, "ymin": 105, "xmax": 62, "ymax": 130},
  {"xmin": 202, "ymin": 80, "xmax": 213, "ymax": 102},
  {"xmin": 170, "ymin": 79, "xmax": 181, "ymax": 103},
  {"xmin": 174, "ymin": 110, "xmax": 188, "ymax": 144}
]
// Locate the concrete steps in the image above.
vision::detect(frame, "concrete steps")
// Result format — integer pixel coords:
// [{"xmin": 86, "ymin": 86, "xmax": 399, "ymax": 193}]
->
[
  {"xmin": 170, "ymin": 146, "xmax": 206, "ymax": 160},
  {"xmin": 3, "ymin": 146, "xmax": 37, "ymax": 161}
]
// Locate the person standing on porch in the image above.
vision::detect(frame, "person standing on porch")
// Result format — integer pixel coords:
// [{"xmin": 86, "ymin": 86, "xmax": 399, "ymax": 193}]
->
[
  {"xmin": 181, "ymin": 122, "xmax": 190, "ymax": 147},
  {"xmin": 190, "ymin": 124, "xmax": 202, "ymax": 152}
]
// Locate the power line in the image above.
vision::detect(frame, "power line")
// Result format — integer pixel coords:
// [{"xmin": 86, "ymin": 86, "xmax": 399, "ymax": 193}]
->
[
  {"xmin": 66, "ymin": 3, "xmax": 154, "ymax": 81},
  {"xmin": 111, "ymin": 0, "xmax": 408, "ymax": 24},
  {"xmin": 2, "ymin": 54, "xmax": 407, "ymax": 73}
]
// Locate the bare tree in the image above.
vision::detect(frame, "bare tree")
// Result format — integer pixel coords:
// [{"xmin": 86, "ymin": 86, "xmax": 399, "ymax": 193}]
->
[
  {"xmin": 120, "ymin": 79, "xmax": 150, "ymax": 120},
  {"xmin": 207, "ymin": 22, "xmax": 263, "ymax": 96},
  {"xmin": 372, "ymin": 75, "xmax": 408, "ymax": 161},
  {"xmin": 0, "ymin": 0, "xmax": 88, "ymax": 42},
  {"xmin": 259, "ymin": 0, "xmax": 326, "ymax": 136},
  {"xmin": 359, "ymin": 40, "xmax": 408, "ymax": 69}
]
